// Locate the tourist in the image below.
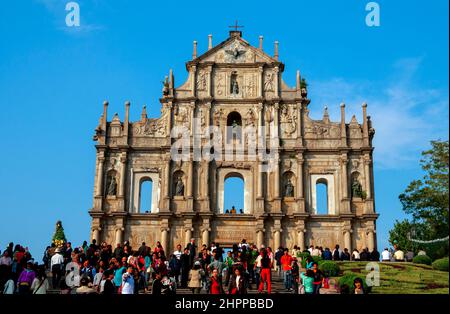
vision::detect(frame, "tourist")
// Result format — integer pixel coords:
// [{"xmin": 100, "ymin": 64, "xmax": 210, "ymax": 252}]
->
[
  {"xmin": 180, "ymin": 248, "xmax": 191, "ymax": 288},
  {"xmin": 371, "ymin": 248, "xmax": 380, "ymax": 261},
  {"xmin": 311, "ymin": 246, "xmax": 321, "ymax": 257},
  {"xmin": 291, "ymin": 259, "xmax": 300, "ymax": 293},
  {"xmin": 173, "ymin": 244, "xmax": 183, "ymax": 260},
  {"xmin": 274, "ymin": 247, "xmax": 284, "ymax": 275},
  {"xmin": 291, "ymin": 245, "xmax": 300, "ymax": 258},
  {"xmin": 322, "ymin": 248, "xmax": 332, "ymax": 260},
  {"xmin": 120, "ymin": 266, "xmax": 134, "ymax": 294},
  {"xmin": 228, "ymin": 267, "xmax": 247, "ymax": 294},
  {"xmin": 359, "ymin": 248, "xmax": 369, "ymax": 261},
  {"xmin": 102, "ymin": 270, "xmax": 115, "ymax": 294},
  {"xmin": 76, "ymin": 276, "xmax": 97, "ymax": 294},
  {"xmin": 2, "ymin": 269, "xmax": 15, "ymax": 294},
  {"xmin": 300, "ymin": 269, "xmax": 314, "ymax": 294},
  {"xmin": 281, "ymin": 249, "xmax": 294, "ymax": 291},
  {"xmin": 114, "ymin": 260, "xmax": 127, "ymax": 292},
  {"xmin": 311, "ymin": 262, "xmax": 324, "ymax": 294},
  {"xmin": 187, "ymin": 238, "xmax": 197, "ymax": 267},
  {"xmin": 417, "ymin": 248, "xmax": 427, "ymax": 256},
  {"xmin": 381, "ymin": 248, "xmax": 390, "ymax": 261},
  {"xmin": 17, "ymin": 260, "xmax": 36, "ymax": 294},
  {"xmin": 394, "ymin": 248, "xmax": 405, "ymax": 262},
  {"xmin": 405, "ymin": 251, "xmax": 414, "ymax": 262},
  {"xmin": 332, "ymin": 245, "xmax": 341, "ymax": 261},
  {"xmin": 169, "ymin": 254, "xmax": 181, "ymax": 285},
  {"xmin": 341, "ymin": 248, "xmax": 351, "ymax": 261},
  {"xmin": 257, "ymin": 248, "xmax": 272, "ymax": 294},
  {"xmin": 31, "ymin": 266, "xmax": 49, "ymax": 294},
  {"xmin": 224, "ymin": 251, "xmax": 234, "ymax": 286},
  {"xmin": 209, "ymin": 268, "xmax": 223, "ymax": 294},
  {"xmin": 188, "ymin": 261, "xmax": 204, "ymax": 294},
  {"xmin": 50, "ymin": 247, "xmax": 64, "ymax": 289},
  {"xmin": 353, "ymin": 277, "xmax": 365, "ymax": 294},
  {"xmin": 352, "ymin": 249, "xmax": 361, "ymax": 261},
  {"xmin": 308, "ymin": 245, "xmax": 314, "ymax": 255}
]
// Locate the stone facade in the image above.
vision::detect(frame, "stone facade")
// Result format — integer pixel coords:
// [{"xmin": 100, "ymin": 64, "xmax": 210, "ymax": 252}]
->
[{"xmin": 89, "ymin": 30, "xmax": 378, "ymax": 253}]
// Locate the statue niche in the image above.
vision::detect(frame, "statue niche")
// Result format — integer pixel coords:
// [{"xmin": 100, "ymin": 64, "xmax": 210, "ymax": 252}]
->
[
  {"xmin": 283, "ymin": 171, "xmax": 295, "ymax": 198},
  {"xmin": 230, "ymin": 72, "xmax": 239, "ymax": 95},
  {"xmin": 351, "ymin": 172, "xmax": 364, "ymax": 199},
  {"xmin": 106, "ymin": 170, "xmax": 118, "ymax": 196},
  {"xmin": 173, "ymin": 170, "xmax": 185, "ymax": 197}
]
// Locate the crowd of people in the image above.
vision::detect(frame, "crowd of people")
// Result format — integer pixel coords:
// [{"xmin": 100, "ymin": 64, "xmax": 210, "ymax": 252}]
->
[{"xmin": 0, "ymin": 239, "xmax": 417, "ymax": 295}]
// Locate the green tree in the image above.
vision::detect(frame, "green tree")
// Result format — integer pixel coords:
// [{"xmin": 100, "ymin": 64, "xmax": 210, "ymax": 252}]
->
[
  {"xmin": 52, "ymin": 220, "xmax": 67, "ymax": 247},
  {"xmin": 389, "ymin": 140, "xmax": 449, "ymax": 258},
  {"xmin": 399, "ymin": 140, "xmax": 449, "ymax": 239}
]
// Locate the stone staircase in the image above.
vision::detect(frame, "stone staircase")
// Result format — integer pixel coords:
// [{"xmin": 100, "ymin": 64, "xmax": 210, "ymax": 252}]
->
[{"xmin": 46, "ymin": 269, "xmax": 338, "ymax": 295}]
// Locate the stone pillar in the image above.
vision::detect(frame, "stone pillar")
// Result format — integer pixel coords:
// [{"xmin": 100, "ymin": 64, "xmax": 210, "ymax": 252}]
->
[
  {"xmin": 274, "ymin": 158, "xmax": 280, "ymax": 199},
  {"xmin": 257, "ymin": 229, "xmax": 264, "ymax": 248},
  {"xmin": 164, "ymin": 158, "xmax": 171, "ymax": 198},
  {"xmin": 187, "ymin": 161, "xmax": 193, "ymax": 197},
  {"xmin": 258, "ymin": 67, "xmax": 263, "ymax": 97},
  {"xmin": 115, "ymin": 227, "xmax": 124, "ymax": 246},
  {"xmin": 258, "ymin": 163, "xmax": 264, "ymax": 198},
  {"xmin": 274, "ymin": 67, "xmax": 279, "ymax": 97},
  {"xmin": 92, "ymin": 228, "xmax": 100, "ymax": 243},
  {"xmin": 367, "ymin": 229, "xmax": 375, "ymax": 252},
  {"xmin": 364, "ymin": 156, "xmax": 372, "ymax": 199},
  {"xmin": 296, "ymin": 102, "xmax": 302, "ymax": 145},
  {"xmin": 274, "ymin": 230, "xmax": 281, "ymax": 250},
  {"xmin": 343, "ymin": 230, "xmax": 352, "ymax": 251},
  {"xmin": 297, "ymin": 229, "xmax": 305, "ymax": 252},
  {"xmin": 96, "ymin": 156, "xmax": 105, "ymax": 197},
  {"xmin": 296, "ymin": 156, "xmax": 304, "ymax": 199},
  {"xmin": 202, "ymin": 229, "xmax": 210, "ymax": 247},
  {"xmin": 184, "ymin": 220, "xmax": 193, "ymax": 247},
  {"xmin": 118, "ymin": 153, "xmax": 127, "ymax": 197},
  {"xmin": 341, "ymin": 156, "xmax": 348, "ymax": 199},
  {"xmin": 161, "ymin": 228, "xmax": 169, "ymax": 254}
]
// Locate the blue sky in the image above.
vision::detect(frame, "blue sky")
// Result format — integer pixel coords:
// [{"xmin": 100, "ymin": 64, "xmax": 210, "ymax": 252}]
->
[{"xmin": 0, "ymin": 0, "xmax": 448, "ymax": 259}]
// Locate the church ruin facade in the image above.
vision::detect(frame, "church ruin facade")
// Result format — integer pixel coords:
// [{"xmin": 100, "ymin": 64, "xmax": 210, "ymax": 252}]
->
[{"xmin": 89, "ymin": 30, "xmax": 379, "ymax": 253}]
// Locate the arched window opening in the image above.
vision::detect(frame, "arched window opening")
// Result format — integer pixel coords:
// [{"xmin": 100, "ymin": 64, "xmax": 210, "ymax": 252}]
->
[
  {"xmin": 224, "ymin": 175, "xmax": 244, "ymax": 214},
  {"xmin": 226, "ymin": 111, "xmax": 242, "ymax": 143},
  {"xmin": 139, "ymin": 179, "xmax": 153, "ymax": 213},
  {"xmin": 316, "ymin": 179, "xmax": 328, "ymax": 215}
]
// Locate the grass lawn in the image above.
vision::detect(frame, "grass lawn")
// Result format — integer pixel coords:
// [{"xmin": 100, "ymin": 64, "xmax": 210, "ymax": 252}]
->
[{"xmin": 330, "ymin": 261, "xmax": 449, "ymax": 294}]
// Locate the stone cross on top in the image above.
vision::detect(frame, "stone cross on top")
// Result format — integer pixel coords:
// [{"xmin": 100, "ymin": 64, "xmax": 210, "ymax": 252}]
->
[{"xmin": 229, "ymin": 20, "xmax": 243, "ymax": 37}]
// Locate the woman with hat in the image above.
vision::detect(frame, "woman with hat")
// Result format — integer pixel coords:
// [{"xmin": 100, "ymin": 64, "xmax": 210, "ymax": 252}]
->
[
  {"xmin": 188, "ymin": 261, "xmax": 204, "ymax": 294},
  {"xmin": 17, "ymin": 260, "xmax": 36, "ymax": 294}
]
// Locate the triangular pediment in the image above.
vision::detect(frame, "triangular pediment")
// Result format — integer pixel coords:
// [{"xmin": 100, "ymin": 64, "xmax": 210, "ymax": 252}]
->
[{"xmin": 194, "ymin": 34, "xmax": 278, "ymax": 65}]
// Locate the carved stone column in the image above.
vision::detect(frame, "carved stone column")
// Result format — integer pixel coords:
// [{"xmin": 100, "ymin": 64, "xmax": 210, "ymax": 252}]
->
[
  {"xmin": 96, "ymin": 154, "xmax": 105, "ymax": 197},
  {"xmin": 115, "ymin": 227, "xmax": 124, "ymax": 247},
  {"xmin": 367, "ymin": 229, "xmax": 375, "ymax": 252},
  {"xmin": 273, "ymin": 219, "xmax": 282, "ymax": 249},
  {"xmin": 343, "ymin": 229, "xmax": 352, "ymax": 251},
  {"xmin": 296, "ymin": 154, "xmax": 305, "ymax": 213},
  {"xmin": 296, "ymin": 102, "xmax": 302, "ymax": 146},
  {"xmin": 118, "ymin": 153, "xmax": 127, "ymax": 198},
  {"xmin": 274, "ymin": 66, "xmax": 279, "ymax": 97},
  {"xmin": 184, "ymin": 219, "xmax": 194, "ymax": 247},
  {"xmin": 258, "ymin": 66, "xmax": 263, "ymax": 98},
  {"xmin": 340, "ymin": 154, "xmax": 350, "ymax": 214},
  {"xmin": 92, "ymin": 228, "xmax": 101, "ymax": 243},
  {"xmin": 364, "ymin": 155, "xmax": 372, "ymax": 199},
  {"xmin": 161, "ymin": 227, "xmax": 170, "ymax": 255},
  {"xmin": 274, "ymin": 157, "xmax": 280, "ymax": 199}
]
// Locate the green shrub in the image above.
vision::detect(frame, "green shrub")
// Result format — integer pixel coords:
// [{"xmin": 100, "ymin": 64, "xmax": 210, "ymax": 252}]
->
[
  {"xmin": 319, "ymin": 261, "xmax": 340, "ymax": 277},
  {"xmin": 338, "ymin": 272, "xmax": 369, "ymax": 294},
  {"xmin": 296, "ymin": 251, "xmax": 310, "ymax": 259},
  {"xmin": 412, "ymin": 255, "xmax": 432, "ymax": 265},
  {"xmin": 432, "ymin": 257, "xmax": 449, "ymax": 272},
  {"xmin": 301, "ymin": 255, "xmax": 322, "ymax": 268}
]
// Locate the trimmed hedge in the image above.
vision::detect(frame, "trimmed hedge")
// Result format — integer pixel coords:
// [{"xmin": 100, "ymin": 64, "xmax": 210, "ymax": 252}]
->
[
  {"xmin": 412, "ymin": 255, "xmax": 432, "ymax": 265},
  {"xmin": 319, "ymin": 261, "xmax": 340, "ymax": 277},
  {"xmin": 301, "ymin": 255, "xmax": 323, "ymax": 268},
  {"xmin": 338, "ymin": 272, "xmax": 369, "ymax": 294},
  {"xmin": 432, "ymin": 257, "xmax": 449, "ymax": 272}
]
